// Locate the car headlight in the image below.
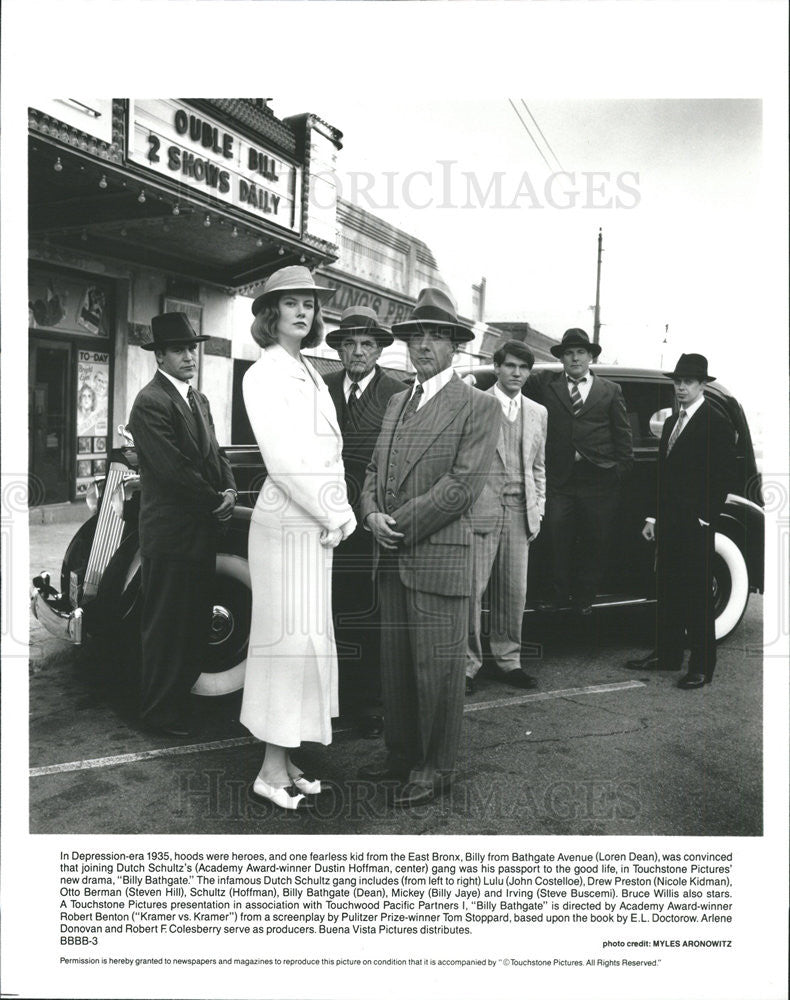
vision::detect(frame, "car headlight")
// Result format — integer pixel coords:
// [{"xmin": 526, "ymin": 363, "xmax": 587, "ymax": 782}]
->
[
  {"xmin": 85, "ymin": 481, "xmax": 101, "ymax": 513},
  {"xmin": 108, "ymin": 475, "xmax": 140, "ymax": 520},
  {"xmin": 109, "ymin": 481, "xmax": 125, "ymax": 520}
]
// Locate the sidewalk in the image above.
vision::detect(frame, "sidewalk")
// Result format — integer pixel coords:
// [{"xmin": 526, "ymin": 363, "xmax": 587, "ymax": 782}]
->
[{"xmin": 29, "ymin": 501, "xmax": 91, "ymax": 525}]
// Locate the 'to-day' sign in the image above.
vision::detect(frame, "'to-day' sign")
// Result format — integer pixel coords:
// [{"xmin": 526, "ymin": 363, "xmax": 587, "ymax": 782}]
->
[{"xmin": 127, "ymin": 99, "xmax": 301, "ymax": 231}]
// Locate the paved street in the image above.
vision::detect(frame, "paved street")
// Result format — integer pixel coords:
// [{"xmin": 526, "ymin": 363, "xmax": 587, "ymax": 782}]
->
[{"xmin": 28, "ymin": 516, "xmax": 763, "ymax": 837}]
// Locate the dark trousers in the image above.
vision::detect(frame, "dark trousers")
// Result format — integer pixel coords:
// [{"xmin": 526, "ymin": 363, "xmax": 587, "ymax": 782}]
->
[
  {"xmin": 656, "ymin": 510, "xmax": 717, "ymax": 678},
  {"xmin": 546, "ymin": 463, "xmax": 619, "ymax": 605},
  {"xmin": 379, "ymin": 559, "xmax": 467, "ymax": 787},
  {"xmin": 139, "ymin": 554, "xmax": 215, "ymax": 727},
  {"xmin": 332, "ymin": 529, "xmax": 381, "ymax": 719}
]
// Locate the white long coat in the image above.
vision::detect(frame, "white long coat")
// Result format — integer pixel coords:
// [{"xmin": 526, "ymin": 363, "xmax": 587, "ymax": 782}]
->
[{"xmin": 240, "ymin": 344, "xmax": 353, "ymax": 746}]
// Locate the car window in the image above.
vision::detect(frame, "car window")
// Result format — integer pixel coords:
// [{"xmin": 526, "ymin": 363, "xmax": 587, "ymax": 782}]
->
[{"xmin": 616, "ymin": 380, "xmax": 676, "ymax": 447}]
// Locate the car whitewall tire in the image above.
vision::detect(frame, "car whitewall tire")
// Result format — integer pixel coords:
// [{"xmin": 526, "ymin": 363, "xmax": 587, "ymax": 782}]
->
[
  {"xmin": 713, "ymin": 532, "xmax": 750, "ymax": 641},
  {"xmin": 191, "ymin": 553, "xmax": 251, "ymax": 697}
]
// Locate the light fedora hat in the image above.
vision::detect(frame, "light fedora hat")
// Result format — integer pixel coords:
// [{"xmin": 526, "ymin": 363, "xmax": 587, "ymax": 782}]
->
[
  {"xmin": 663, "ymin": 353, "xmax": 715, "ymax": 382},
  {"xmin": 142, "ymin": 312, "xmax": 210, "ymax": 351},
  {"xmin": 550, "ymin": 328, "xmax": 602, "ymax": 359},
  {"xmin": 325, "ymin": 306, "xmax": 394, "ymax": 350},
  {"xmin": 251, "ymin": 265, "xmax": 334, "ymax": 317},
  {"xmin": 392, "ymin": 287, "xmax": 475, "ymax": 343}
]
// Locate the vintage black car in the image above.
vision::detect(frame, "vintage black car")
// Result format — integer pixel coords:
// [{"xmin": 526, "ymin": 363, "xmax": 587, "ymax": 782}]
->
[{"xmin": 31, "ymin": 362, "xmax": 764, "ymax": 697}]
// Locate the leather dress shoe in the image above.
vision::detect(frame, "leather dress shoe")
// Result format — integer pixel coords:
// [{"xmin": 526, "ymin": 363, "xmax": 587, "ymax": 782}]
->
[
  {"xmin": 393, "ymin": 782, "xmax": 435, "ymax": 808},
  {"xmin": 677, "ymin": 673, "xmax": 707, "ymax": 690},
  {"xmin": 499, "ymin": 669, "xmax": 538, "ymax": 690},
  {"xmin": 250, "ymin": 779, "xmax": 309, "ymax": 811},
  {"xmin": 537, "ymin": 598, "xmax": 565, "ymax": 612},
  {"xmin": 465, "ymin": 676, "xmax": 477, "ymax": 696},
  {"xmin": 145, "ymin": 721, "xmax": 191, "ymax": 738},
  {"xmin": 392, "ymin": 777, "xmax": 452, "ymax": 809},
  {"xmin": 357, "ymin": 715, "xmax": 384, "ymax": 739},
  {"xmin": 626, "ymin": 654, "xmax": 682, "ymax": 672},
  {"xmin": 290, "ymin": 774, "xmax": 322, "ymax": 795},
  {"xmin": 357, "ymin": 763, "xmax": 409, "ymax": 784}
]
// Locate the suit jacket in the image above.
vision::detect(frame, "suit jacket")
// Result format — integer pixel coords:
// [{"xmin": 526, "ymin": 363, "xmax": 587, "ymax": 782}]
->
[
  {"xmin": 360, "ymin": 374, "xmax": 501, "ymax": 596},
  {"xmin": 243, "ymin": 345, "xmax": 352, "ymax": 532},
  {"xmin": 652, "ymin": 398, "xmax": 735, "ymax": 528},
  {"xmin": 524, "ymin": 369, "xmax": 633, "ymax": 489},
  {"xmin": 128, "ymin": 370, "xmax": 236, "ymax": 560},
  {"xmin": 470, "ymin": 389, "xmax": 547, "ymax": 536},
  {"xmin": 324, "ymin": 366, "xmax": 405, "ymax": 515}
]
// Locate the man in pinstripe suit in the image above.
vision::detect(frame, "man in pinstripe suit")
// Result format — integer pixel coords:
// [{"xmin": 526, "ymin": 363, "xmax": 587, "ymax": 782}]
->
[{"xmin": 359, "ymin": 289, "xmax": 501, "ymax": 808}]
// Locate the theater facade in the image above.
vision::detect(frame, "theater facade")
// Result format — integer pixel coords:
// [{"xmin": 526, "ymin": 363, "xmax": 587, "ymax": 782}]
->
[{"xmin": 28, "ymin": 97, "xmax": 551, "ymax": 506}]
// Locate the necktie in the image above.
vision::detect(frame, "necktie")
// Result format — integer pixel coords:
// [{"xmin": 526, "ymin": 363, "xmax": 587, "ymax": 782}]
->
[
  {"xmin": 508, "ymin": 398, "xmax": 518, "ymax": 422},
  {"xmin": 568, "ymin": 377, "xmax": 586, "ymax": 416},
  {"xmin": 400, "ymin": 384, "xmax": 423, "ymax": 423},
  {"xmin": 346, "ymin": 382, "xmax": 360, "ymax": 423},
  {"xmin": 666, "ymin": 408, "xmax": 686, "ymax": 454},
  {"xmin": 187, "ymin": 385, "xmax": 210, "ymax": 456}
]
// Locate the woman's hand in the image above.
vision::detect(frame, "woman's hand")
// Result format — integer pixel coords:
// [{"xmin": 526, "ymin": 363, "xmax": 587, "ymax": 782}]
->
[{"xmin": 319, "ymin": 527, "xmax": 343, "ymax": 549}]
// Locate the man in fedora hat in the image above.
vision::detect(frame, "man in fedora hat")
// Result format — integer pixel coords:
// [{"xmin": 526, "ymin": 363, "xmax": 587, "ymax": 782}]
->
[
  {"xmin": 324, "ymin": 306, "xmax": 405, "ymax": 737},
  {"xmin": 358, "ymin": 288, "xmax": 501, "ymax": 807},
  {"xmin": 627, "ymin": 354, "xmax": 734, "ymax": 688},
  {"xmin": 525, "ymin": 328, "xmax": 633, "ymax": 614},
  {"xmin": 128, "ymin": 312, "xmax": 237, "ymax": 736}
]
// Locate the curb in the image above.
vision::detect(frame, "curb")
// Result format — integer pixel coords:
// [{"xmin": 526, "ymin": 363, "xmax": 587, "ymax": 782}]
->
[{"xmin": 29, "ymin": 502, "xmax": 91, "ymax": 526}]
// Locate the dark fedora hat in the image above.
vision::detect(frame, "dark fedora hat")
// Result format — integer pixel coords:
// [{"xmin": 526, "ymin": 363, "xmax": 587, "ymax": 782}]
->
[
  {"xmin": 141, "ymin": 312, "xmax": 210, "ymax": 351},
  {"xmin": 251, "ymin": 265, "xmax": 334, "ymax": 318},
  {"xmin": 392, "ymin": 287, "xmax": 475, "ymax": 344},
  {"xmin": 325, "ymin": 306, "xmax": 394, "ymax": 350},
  {"xmin": 663, "ymin": 353, "xmax": 715, "ymax": 382},
  {"xmin": 550, "ymin": 328, "xmax": 602, "ymax": 359}
]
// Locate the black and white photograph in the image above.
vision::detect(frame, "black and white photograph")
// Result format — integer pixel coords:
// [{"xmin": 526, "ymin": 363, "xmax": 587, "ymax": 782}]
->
[
  {"xmin": 2, "ymin": 3, "xmax": 788, "ymax": 1000},
  {"xmin": 22, "ymin": 97, "xmax": 769, "ymax": 836}
]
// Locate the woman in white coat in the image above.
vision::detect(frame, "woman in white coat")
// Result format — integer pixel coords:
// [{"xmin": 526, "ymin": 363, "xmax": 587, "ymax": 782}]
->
[{"xmin": 241, "ymin": 266, "xmax": 356, "ymax": 810}]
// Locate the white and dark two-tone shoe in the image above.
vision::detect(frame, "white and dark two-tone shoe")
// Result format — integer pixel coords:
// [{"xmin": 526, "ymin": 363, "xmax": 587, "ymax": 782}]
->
[{"xmin": 250, "ymin": 778, "xmax": 309, "ymax": 811}]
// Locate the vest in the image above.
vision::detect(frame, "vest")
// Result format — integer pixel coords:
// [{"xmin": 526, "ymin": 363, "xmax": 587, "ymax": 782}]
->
[{"xmin": 497, "ymin": 411, "xmax": 526, "ymax": 507}]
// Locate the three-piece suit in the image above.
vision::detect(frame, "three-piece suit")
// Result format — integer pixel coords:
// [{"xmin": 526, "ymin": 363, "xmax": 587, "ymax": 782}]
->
[
  {"xmin": 525, "ymin": 368, "xmax": 633, "ymax": 605},
  {"xmin": 360, "ymin": 375, "xmax": 500, "ymax": 788},
  {"xmin": 652, "ymin": 399, "xmax": 735, "ymax": 678},
  {"xmin": 324, "ymin": 365, "xmax": 405, "ymax": 719},
  {"xmin": 467, "ymin": 388, "xmax": 547, "ymax": 678},
  {"xmin": 128, "ymin": 370, "xmax": 236, "ymax": 729}
]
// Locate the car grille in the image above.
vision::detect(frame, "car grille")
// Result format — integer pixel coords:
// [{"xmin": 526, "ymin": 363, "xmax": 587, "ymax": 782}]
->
[{"xmin": 82, "ymin": 461, "xmax": 126, "ymax": 600}]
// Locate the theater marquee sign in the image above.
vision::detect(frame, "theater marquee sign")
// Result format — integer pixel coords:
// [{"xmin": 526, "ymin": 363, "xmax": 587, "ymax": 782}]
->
[{"xmin": 127, "ymin": 99, "xmax": 301, "ymax": 231}]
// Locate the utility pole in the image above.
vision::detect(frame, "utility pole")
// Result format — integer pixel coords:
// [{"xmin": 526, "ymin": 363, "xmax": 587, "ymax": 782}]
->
[
  {"xmin": 593, "ymin": 228, "xmax": 603, "ymax": 346},
  {"xmin": 472, "ymin": 277, "xmax": 486, "ymax": 322}
]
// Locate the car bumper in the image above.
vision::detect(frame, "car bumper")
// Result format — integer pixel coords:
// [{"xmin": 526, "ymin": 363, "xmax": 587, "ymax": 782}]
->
[{"xmin": 30, "ymin": 583, "xmax": 83, "ymax": 644}]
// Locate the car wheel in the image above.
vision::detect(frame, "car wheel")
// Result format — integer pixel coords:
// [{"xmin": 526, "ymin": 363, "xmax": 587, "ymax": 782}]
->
[
  {"xmin": 191, "ymin": 553, "xmax": 251, "ymax": 697},
  {"xmin": 713, "ymin": 532, "xmax": 750, "ymax": 641},
  {"xmin": 117, "ymin": 552, "xmax": 251, "ymax": 698}
]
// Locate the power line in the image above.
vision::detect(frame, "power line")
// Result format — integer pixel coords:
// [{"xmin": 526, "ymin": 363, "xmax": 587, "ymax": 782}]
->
[
  {"xmin": 507, "ymin": 98, "xmax": 554, "ymax": 173},
  {"xmin": 520, "ymin": 100, "xmax": 565, "ymax": 172}
]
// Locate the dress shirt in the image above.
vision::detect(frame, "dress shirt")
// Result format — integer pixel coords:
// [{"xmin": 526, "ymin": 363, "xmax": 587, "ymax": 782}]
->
[
  {"xmin": 158, "ymin": 368, "xmax": 190, "ymax": 400},
  {"xmin": 343, "ymin": 368, "xmax": 376, "ymax": 403},
  {"xmin": 493, "ymin": 383, "xmax": 522, "ymax": 421},
  {"xmin": 158, "ymin": 368, "xmax": 237, "ymax": 501},
  {"xmin": 411, "ymin": 366, "xmax": 455, "ymax": 410},
  {"xmin": 671, "ymin": 394, "xmax": 705, "ymax": 438},
  {"xmin": 566, "ymin": 370, "xmax": 593, "ymax": 403}
]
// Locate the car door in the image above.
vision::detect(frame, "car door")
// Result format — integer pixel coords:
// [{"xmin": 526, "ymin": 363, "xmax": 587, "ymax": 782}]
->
[{"xmin": 602, "ymin": 376, "xmax": 676, "ymax": 599}]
